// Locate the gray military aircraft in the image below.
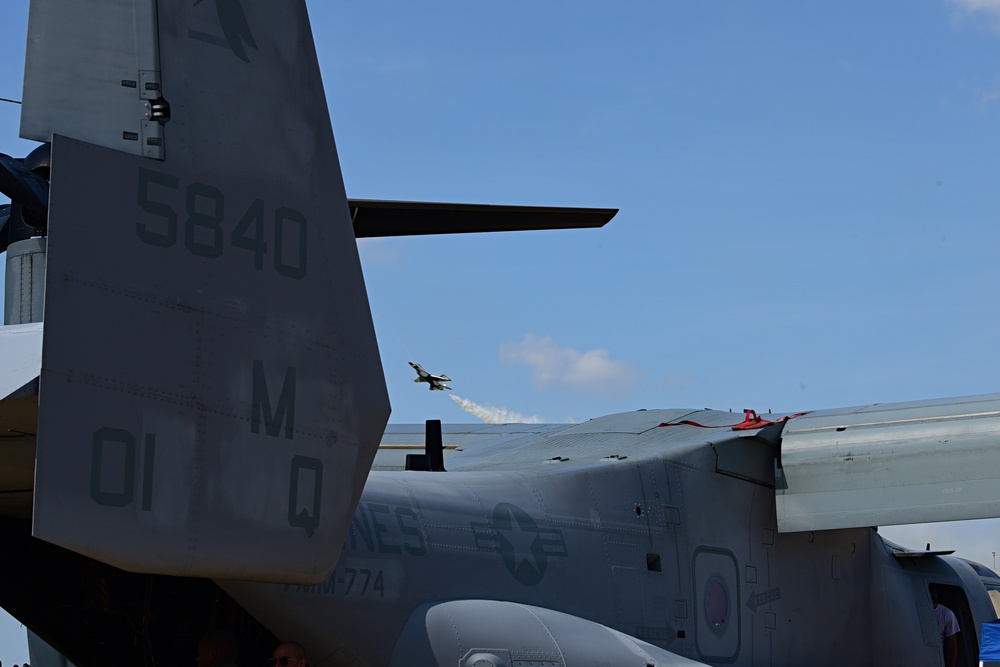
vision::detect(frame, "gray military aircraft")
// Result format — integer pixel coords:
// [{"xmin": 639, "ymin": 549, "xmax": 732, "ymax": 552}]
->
[
  {"xmin": 409, "ymin": 362, "xmax": 453, "ymax": 392},
  {"xmin": 0, "ymin": 2, "xmax": 999, "ymax": 667}
]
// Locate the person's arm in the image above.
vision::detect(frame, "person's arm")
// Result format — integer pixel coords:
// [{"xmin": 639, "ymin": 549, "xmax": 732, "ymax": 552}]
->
[{"xmin": 944, "ymin": 633, "xmax": 958, "ymax": 667}]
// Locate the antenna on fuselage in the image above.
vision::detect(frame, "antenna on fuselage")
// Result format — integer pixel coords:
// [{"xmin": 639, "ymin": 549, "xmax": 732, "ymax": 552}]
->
[{"xmin": 404, "ymin": 419, "xmax": 447, "ymax": 472}]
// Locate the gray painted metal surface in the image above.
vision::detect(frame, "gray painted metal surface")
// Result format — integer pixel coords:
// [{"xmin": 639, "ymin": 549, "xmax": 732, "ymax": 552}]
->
[
  {"xmin": 0, "ymin": 322, "xmax": 42, "ymax": 399},
  {"xmin": 374, "ymin": 423, "xmax": 570, "ymax": 471},
  {"xmin": 227, "ymin": 407, "xmax": 1000, "ymax": 666},
  {"xmin": 21, "ymin": 0, "xmax": 166, "ymax": 158},
  {"xmin": 30, "ymin": 0, "xmax": 389, "ymax": 583},
  {"xmin": 777, "ymin": 393, "xmax": 1000, "ymax": 532},
  {"xmin": 389, "ymin": 600, "xmax": 710, "ymax": 666}
]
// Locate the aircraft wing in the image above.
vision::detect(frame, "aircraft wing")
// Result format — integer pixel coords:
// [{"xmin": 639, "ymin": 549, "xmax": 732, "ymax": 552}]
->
[
  {"xmin": 350, "ymin": 199, "xmax": 617, "ymax": 237},
  {"xmin": 374, "ymin": 422, "xmax": 571, "ymax": 471},
  {"xmin": 382, "ymin": 393, "xmax": 1000, "ymax": 534},
  {"xmin": 775, "ymin": 393, "xmax": 1000, "ymax": 532}
]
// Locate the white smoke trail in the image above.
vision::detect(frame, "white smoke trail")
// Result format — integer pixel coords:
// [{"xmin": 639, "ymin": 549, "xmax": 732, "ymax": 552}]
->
[{"xmin": 450, "ymin": 395, "xmax": 546, "ymax": 424}]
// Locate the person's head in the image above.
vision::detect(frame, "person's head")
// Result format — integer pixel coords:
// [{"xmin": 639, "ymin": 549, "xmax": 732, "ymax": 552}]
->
[
  {"xmin": 196, "ymin": 630, "xmax": 238, "ymax": 667},
  {"xmin": 931, "ymin": 585, "xmax": 942, "ymax": 608},
  {"xmin": 270, "ymin": 642, "xmax": 307, "ymax": 667}
]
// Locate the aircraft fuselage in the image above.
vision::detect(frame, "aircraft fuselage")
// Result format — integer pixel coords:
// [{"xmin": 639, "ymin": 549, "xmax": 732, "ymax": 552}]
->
[{"xmin": 225, "ymin": 409, "xmax": 1000, "ymax": 666}]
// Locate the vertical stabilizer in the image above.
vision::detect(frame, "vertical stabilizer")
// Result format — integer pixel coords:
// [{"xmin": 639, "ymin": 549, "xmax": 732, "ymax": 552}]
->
[{"xmin": 29, "ymin": 0, "xmax": 389, "ymax": 583}]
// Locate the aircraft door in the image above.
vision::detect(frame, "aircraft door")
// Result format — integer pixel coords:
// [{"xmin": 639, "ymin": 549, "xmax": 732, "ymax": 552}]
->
[
  {"xmin": 931, "ymin": 584, "xmax": 979, "ymax": 667},
  {"xmin": 693, "ymin": 547, "xmax": 740, "ymax": 662}
]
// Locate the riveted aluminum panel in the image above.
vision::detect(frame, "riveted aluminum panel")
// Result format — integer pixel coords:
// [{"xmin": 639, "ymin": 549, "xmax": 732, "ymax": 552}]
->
[
  {"xmin": 776, "ymin": 394, "xmax": 1000, "ymax": 532},
  {"xmin": 21, "ymin": 0, "xmax": 165, "ymax": 158},
  {"xmin": 31, "ymin": 0, "xmax": 389, "ymax": 584}
]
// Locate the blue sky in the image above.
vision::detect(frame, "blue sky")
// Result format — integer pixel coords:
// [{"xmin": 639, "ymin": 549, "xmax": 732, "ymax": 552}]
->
[
  {"xmin": 2, "ymin": 0, "xmax": 1000, "ymax": 660},
  {"xmin": 323, "ymin": 1, "xmax": 1000, "ymax": 424}
]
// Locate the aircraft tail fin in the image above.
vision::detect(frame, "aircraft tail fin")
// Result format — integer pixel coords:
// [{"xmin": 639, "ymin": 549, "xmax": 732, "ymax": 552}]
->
[{"xmin": 21, "ymin": 0, "xmax": 389, "ymax": 583}]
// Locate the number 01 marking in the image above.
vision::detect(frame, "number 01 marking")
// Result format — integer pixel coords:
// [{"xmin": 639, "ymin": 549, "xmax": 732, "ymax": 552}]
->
[{"xmin": 89, "ymin": 427, "xmax": 155, "ymax": 510}]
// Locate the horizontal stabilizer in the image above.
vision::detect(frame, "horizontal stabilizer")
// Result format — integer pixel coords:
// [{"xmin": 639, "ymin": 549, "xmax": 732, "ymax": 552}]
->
[
  {"xmin": 349, "ymin": 199, "xmax": 617, "ymax": 238},
  {"xmin": 776, "ymin": 394, "xmax": 1000, "ymax": 532},
  {"xmin": 890, "ymin": 547, "xmax": 955, "ymax": 558}
]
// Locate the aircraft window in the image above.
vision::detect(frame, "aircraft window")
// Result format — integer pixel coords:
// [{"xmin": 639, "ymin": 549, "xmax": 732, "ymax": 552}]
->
[
  {"xmin": 705, "ymin": 579, "xmax": 729, "ymax": 628},
  {"xmin": 967, "ymin": 560, "xmax": 1000, "ymax": 578},
  {"xmin": 988, "ymin": 588, "xmax": 1000, "ymax": 619}
]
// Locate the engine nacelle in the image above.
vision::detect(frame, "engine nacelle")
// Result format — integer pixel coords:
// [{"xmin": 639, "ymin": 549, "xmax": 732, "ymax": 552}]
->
[{"xmin": 388, "ymin": 599, "xmax": 708, "ymax": 667}]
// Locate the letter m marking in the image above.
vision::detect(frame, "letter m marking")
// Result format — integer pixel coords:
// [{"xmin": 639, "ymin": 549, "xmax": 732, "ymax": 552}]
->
[{"xmin": 251, "ymin": 360, "xmax": 296, "ymax": 439}]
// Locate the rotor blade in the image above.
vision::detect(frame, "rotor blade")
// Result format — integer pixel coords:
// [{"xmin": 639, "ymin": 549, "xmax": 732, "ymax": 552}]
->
[{"xmin": 349, "ymin": 199, "xmax": 617, "ymax": 238}]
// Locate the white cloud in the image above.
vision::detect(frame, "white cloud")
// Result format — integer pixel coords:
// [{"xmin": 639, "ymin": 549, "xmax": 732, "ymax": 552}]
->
[
  {"xmin": 499, "ymin": 333, "xmax": 639, "ymax": 395},
  {"xmin": 952, "ymin": 0, "xmax": 1000, "ymax": 29},
  {"xmin": 981, "ymin": 87, "xmax": 1000, "ymax": 107},
  {"xmin": 953, "ymin": 0, "xmax": 1000, "ymax": 12}
]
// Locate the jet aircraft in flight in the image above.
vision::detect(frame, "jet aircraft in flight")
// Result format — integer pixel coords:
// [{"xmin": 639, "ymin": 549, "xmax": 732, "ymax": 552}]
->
[
  {"xmin": 0, "ymin": 2, "xmax": 998, "ymax": 667},
  {"xmin": 408, "ymin": 362, "xmax": 452, "ymax": 391}
]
